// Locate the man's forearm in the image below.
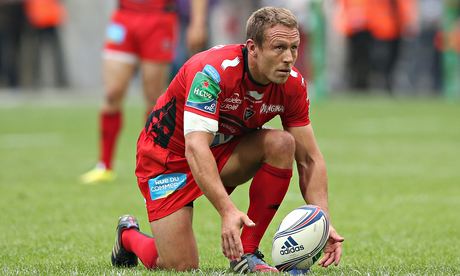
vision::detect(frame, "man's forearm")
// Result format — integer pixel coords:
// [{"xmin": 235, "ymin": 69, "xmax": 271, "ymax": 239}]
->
[
  {"xmin": 190, "ymin": 0, "xmax": 208, "ymax": 27},
  {"xmin": 185, "ymin": 138, "xmax": 235, "ymax": 216},
  {"xmin": 297, "ymin": 158, "xmax": 329, "ymax": 217}
]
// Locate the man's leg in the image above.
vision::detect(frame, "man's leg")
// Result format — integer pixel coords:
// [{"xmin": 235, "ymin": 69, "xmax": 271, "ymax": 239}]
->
[
  {"xmin": 150, "ymin": 206, "xmax": 199, "ymax": 271},
  {"xmin": 113, "ymin": 207, "xmax": 198, "ymax": 271},
  {"xmin": 220, "ymin": 129, "xmax": 295, "ymax": 271},
  {"xmin": 140, "ymin": 61, "xmax": 170, "ymax": 118},
  {"xmin": 100, "ymin": 58, "xmax": 136, "ymax": 169},
  {"xmin": 81, "ymin": 58, "xmax": 135, "ymax": 183}
]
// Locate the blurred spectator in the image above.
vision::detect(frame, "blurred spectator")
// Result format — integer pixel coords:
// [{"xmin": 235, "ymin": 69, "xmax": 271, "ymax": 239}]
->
[
  {"xmin": 208, "ymin": 0, "xmax": 258, "ymax": 46},
  {"xmin": 81, "ymin": 0, "xmax": 208, "ymax": 184},
  {"xmin": 171, "ymin": 0, "xmax": 215, "ymax": 78},
  {"xmin": 435, "ymin": 1, "xmax": 460, "ymax": 53},
  {"xmin": 436, "ymin": 0, "xmax": 460, "ymax": 97},
  {"xmin": 411, "ymin": 0, "xmax": 443, "ymax": 92},
  {"xmin": 23, "ymin": 0, "xmax": 68, "ymax": 87},
  {"xmin": 0, "ymin": 0, "xmax": 25, "ymax": 88},
  {"xmin": 333, "ymin": 0, "xmax": 417, "ymax": 92}
]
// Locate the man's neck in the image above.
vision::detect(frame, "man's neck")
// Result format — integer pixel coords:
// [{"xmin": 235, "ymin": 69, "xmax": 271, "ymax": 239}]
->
[{"xmin": 243, "ymin": 47, "xmax": 269, "ymax": 86}]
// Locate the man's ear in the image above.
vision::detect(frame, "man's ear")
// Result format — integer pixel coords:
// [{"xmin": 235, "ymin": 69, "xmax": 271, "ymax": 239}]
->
[{"xmin": 246, "ymin": 39, "xmax": 257, "ymax": 57}]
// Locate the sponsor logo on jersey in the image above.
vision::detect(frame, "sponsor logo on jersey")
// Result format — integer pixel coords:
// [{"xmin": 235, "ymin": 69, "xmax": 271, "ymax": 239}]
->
[
  {"xmin": 221, "ymin": 93, "xmax": 242, "ymax": 111},
  {"xmin": 244, "ymin": 108, "xmax": 255, "ymax": 120},
  {"xmin": 224, "ymin": 93, "xmax": 242, "ymax": 104},
  {"xmin": 280, "ymin": 236, "xmax": 305, "ymax": 255},
  {"xmin": 106, "ymin": 23, "xmax": 126, "ymax": 44},
  {"xmin": 203, "ymin": 64, "xmax": 221, "ymax": 84},
  {"xmin": 148, "ymin": 173, "xmax": 187, "ymax": 200},
  {"xmin": 221, "ymin": 103, "xmax": 239, "ymax": 111},
  {"xmin": 260, "ymin": 104, "xmax": 285, "ymax": 114},
  {"xmin": 221, "ymin": 57, "xmax": 240, "ymax": 70},
  {"xmin": 186, "ymin": 72, "xmax": 221, "ymax": 114}
]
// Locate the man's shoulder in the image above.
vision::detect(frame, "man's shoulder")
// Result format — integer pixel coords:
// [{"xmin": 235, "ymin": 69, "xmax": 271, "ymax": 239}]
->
[
  {"xmin": 192, "ymin": 44, "xmax": 244, "ymax": 66},
  {"xmin": 185, "ymin": 44, "xmax": 245, "ymax": 84},
  {"xmin": 204, "ymin": 44, "xmax": 244, "ymax": 56}
]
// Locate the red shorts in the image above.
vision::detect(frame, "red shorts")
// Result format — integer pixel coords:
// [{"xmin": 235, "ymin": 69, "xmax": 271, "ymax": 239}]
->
[
  {"xmin": 136, "ymin": 131, "xmax": 240, "ymax": 222},
  {"xmin": 103, "ymin": 10, "xmax": 178, "ymax": 62}
]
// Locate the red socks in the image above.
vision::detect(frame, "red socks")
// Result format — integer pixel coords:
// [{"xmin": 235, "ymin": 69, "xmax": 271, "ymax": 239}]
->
[
  {"xmin": 100, "ymin": 111, "xmax": 122, "ymax": 170},
  {"xmin": 241, "ymin": 163, "xmax": 292, "ymax": 254},
  {"xmin": 122, "ymin": 228, "xmax": 158, "ymax": 269}
]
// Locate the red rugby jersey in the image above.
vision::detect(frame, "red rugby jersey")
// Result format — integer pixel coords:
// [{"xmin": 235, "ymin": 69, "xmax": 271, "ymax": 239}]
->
[
  {"xmin": 144, "ymin": 44, "xmax": 311, "ymax": 156},
  {"xmin": 118, "ymin": 0, "xmax": 175, "ymax": 12}
]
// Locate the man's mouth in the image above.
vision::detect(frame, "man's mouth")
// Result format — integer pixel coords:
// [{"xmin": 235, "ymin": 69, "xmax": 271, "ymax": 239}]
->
[{"xmin": 277, "ymin": 69, "xmax": 291, "ymax": 74}]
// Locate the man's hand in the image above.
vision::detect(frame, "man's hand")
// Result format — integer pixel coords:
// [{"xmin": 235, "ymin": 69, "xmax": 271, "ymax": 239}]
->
[
  {"xmin": 318, "ymin": 225, "xmax": 344, "ymax": 267},
  {"xmin": 221, "ymin": 208, "xmax": 255, "ymax": 261},
  {"xmin": 187, "ymin": 0, "xmax": 208, "ymax": 54},
  {"xmin": 186, "ymin": 23, "xmax": 207, "ymax": 54}
]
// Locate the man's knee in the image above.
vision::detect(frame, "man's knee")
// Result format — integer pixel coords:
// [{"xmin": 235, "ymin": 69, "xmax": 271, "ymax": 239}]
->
[
  {"xmin": 152, "ymin": 207, "xmax": 199, "ymax": 271},
  {"xmin": 265, "ymin": 130, "xmax": 296, "ymax": 159},
  {"xmin": 105, "ymin": 87, "xmax": 124, "ymax": 105}
]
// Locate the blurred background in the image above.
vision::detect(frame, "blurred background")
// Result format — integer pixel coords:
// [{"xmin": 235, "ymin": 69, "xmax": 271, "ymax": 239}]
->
[
  {"xmin": 0, "ymin": 0, "xmax": 459, "ymax": 99},
  {"xmin": 1, "ymin": 2, "xmax": 459, "ymax": 273}
]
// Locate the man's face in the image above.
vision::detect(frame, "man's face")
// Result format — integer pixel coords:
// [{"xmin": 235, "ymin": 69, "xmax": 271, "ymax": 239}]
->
[{"xmin": 251, "ymin": 24, "xmax": 300, "ymax": 84}]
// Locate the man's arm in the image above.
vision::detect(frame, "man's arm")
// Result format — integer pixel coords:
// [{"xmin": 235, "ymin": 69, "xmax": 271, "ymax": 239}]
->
[
  {"xmin": 187, "ymin": 0, "xmax": 208, "ymax": 54},
  {"xmin": 286, "ymin": 124, "xmax": 344, "ymax": 267},
  {"xmin": 184, "ymin": 130, "xmax": 254, "ymax": 260},
  {"xmin": 286, "ymin": 125, "xmax": 328, "ymax": 214}
]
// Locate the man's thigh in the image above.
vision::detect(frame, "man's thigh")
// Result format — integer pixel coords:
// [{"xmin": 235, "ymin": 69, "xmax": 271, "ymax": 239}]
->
[
  {"xmin": 141, "ymin": 62, "xmax": 170, "ymax": 105},
  {"xmin": 220, "ymin": 128, "xmax": 295, "ymax": 187},
  {"xmin": 103, "ymin": 59, "xmax": 136, "ymax": 92},
  {"xmin": 220, "ymin": 129, "xmax": 277, "ymax": 187},
  {"xmin": 150, "ymin": 207, "xmax": 199, "ymax": 269}
]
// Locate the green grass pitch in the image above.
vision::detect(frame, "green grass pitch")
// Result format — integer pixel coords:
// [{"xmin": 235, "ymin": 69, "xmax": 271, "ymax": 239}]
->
[{"xmin": 1, "ymin": 95, "xmax": 459, "ymax": 275}]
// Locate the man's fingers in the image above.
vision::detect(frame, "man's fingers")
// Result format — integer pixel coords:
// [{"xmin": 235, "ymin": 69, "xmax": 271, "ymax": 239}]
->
[
  {"xmin": 325, "ymin": 241, "xmax": 341, "ymax": 253},
  {"xmin": 332, "ymin": 233, "xmax": 345, "ymax": 242},
  {"xmin": 242, "ymin": 216, "xmax": 255, "ymax": 228},
  {"xmin": 222, "ymin": 229, "xmax": 244, "ymax": 260},
  {"xmin": 222, "ymin": 235, "xmax": 231, "ymax": 259},
  {"xmin": 334, "ymin": 245, "xmax": 342, "ymax": 265},
  {"xmin": 322, "ymin": 252, "xmax": 335, "ymax": 267},
  {"xmin": 318, "ymin": 251, "xmax": 337, "ymax": 267},
  {"xmin": 231, "ymin": 232, "xmax": 243, "ymax": 259},
  {"xmin": 329, "ymin": 228, "xmax": 345, "ymax": 242},
  {"xmin": 318, "ymin": 226, "xmax": 344, "ymax": 267},
  {"xmin": 318, "ymin": 252, "xmax": 330, "ymax": 265}
]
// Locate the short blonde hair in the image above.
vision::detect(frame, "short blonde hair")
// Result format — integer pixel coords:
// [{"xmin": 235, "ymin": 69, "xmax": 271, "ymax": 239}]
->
[{"xmin": 246, "ymin": 7, "xmax": 299, "ymax": 47}]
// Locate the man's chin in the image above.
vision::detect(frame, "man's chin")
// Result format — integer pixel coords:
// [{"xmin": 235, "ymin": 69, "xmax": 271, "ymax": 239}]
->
[{"xmin": 270, "ymin": 76, "xmax": 289, "ymax": 84}]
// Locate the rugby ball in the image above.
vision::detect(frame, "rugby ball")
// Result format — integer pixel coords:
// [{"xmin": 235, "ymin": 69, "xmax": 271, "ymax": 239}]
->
[{"xmin": 271, "ymin": 205, "xmax": 329, "ymax": 271}]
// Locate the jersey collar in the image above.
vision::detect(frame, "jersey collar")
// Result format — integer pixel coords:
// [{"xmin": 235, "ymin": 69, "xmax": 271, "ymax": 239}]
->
[{"xmin": 243, "ymin": 46, "xmax": 270, "ymax": 87}]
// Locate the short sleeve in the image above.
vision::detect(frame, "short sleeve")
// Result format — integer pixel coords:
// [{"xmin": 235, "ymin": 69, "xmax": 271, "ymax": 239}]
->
[
  {"xmin": 281, "ymin": 78, "xmax": 310, "ymax": 128},
  {"xmin": 182, "ymin": 61, "xmax": 223, "ymax": 135},
  {"xmin": 183, "ymin": 62, "xmax": 222, "ymax": 120}
]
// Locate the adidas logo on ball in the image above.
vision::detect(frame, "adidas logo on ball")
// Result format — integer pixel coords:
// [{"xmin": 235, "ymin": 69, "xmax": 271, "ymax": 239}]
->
[
  {"xmin": 280, "ymin": 236, "xmax": 305, "ymax": 255},
  {"xmin": 272, "ymin": 205, "xmax": 329, "ymax": 271}
]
